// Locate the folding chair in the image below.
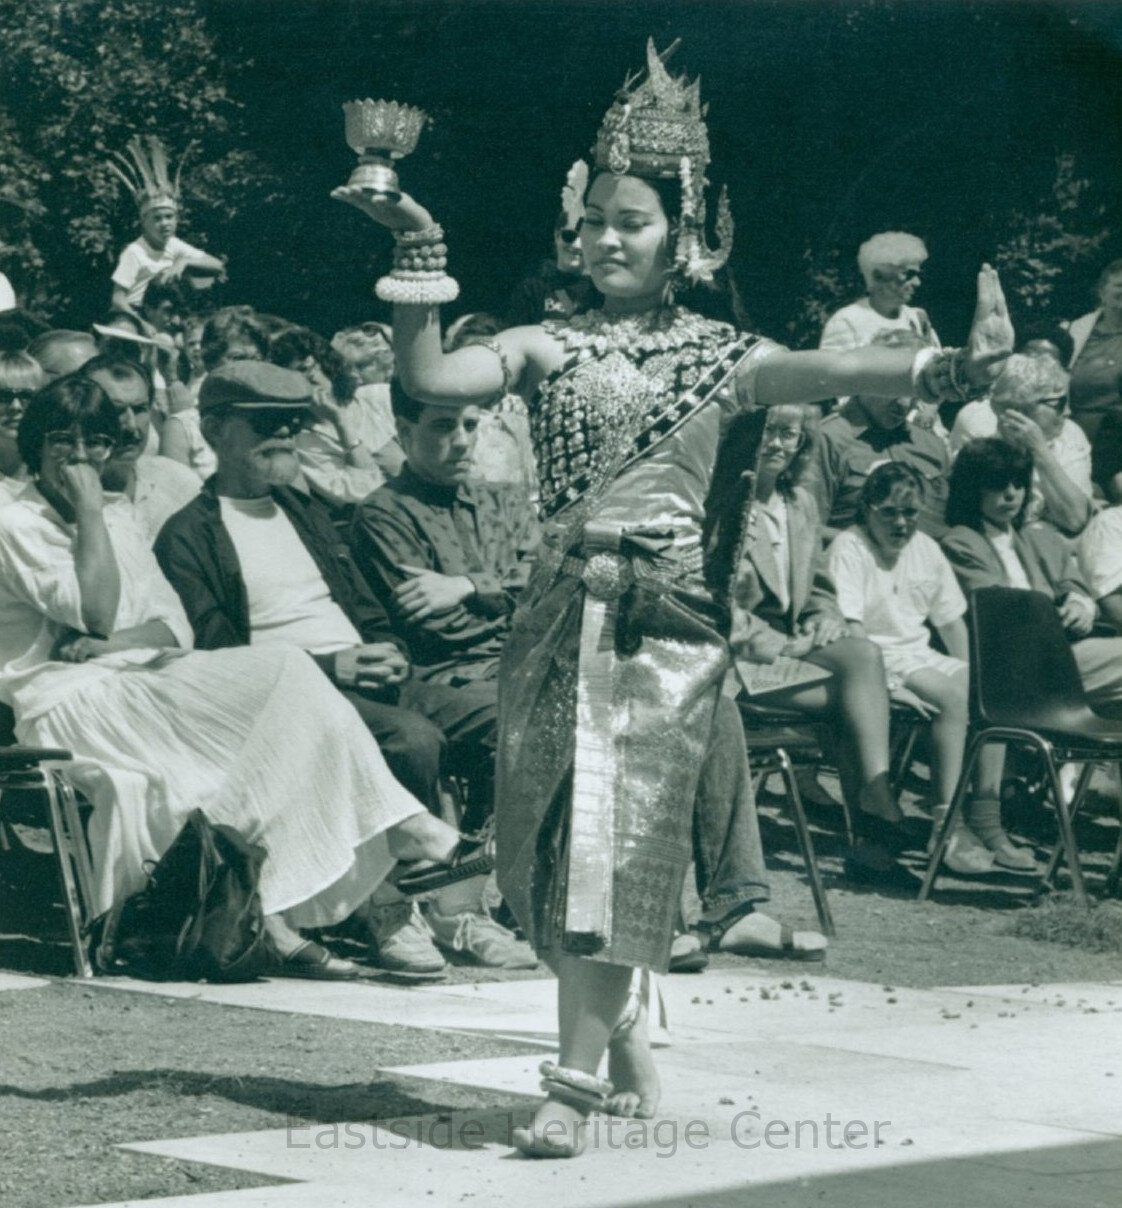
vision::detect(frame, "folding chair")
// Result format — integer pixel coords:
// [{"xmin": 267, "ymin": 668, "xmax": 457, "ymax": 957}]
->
[
  {"xmin": 738, "ymin": 702, "xmax": 836, "ymax": 937},
  {"xmin": 919, "ymin": 587, "xmax": 1122, "ymax": 906},
  {"xmin": 0, "ymin": 724, "xmax": 94, "ymax": 977}
]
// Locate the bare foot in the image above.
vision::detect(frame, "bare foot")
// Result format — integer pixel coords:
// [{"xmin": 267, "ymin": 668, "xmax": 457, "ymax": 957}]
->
[
  {"xmin": 512, "ymin": 1097, "xmax": 588, "ymax": 1158},
  {"xmin": 606, "ymin": 1017, "xmax": 660, "ymax": 1119}
]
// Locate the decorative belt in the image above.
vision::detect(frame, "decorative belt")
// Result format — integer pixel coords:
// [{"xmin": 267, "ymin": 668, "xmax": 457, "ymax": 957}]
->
[{"xmin": 560, "ymin": 543, "xmax": 704, "ymax": 600}]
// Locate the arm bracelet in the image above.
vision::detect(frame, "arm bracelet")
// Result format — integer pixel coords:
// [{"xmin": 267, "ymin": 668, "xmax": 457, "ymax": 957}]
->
[{"xmin": 377, "ymin": 222, "xmax": 460, "ymax": 305}]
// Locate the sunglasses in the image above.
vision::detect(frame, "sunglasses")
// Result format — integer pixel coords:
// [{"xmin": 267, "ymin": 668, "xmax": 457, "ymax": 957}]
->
[
  {"xmin": 558, "ymin": 228, "xmax": 580, "ymax": 245},
  {"xmin": 239, "ymin": 408, "xmax": 311, "ymax": 437},
  {"xmin": 869, "ymin": 504, "xmax": 920, "ymax": 522},
  {"xmin": 0, "ymin": 390, "xmax": 29, "ymax": 410},
  {"xmin": 43, "ymin": 430, "xmax": 116, "ymax": 461}
]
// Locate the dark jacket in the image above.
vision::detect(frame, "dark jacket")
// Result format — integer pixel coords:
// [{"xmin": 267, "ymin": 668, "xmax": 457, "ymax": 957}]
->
[
  {"xmin": 154, "ymin": 479, "xmax": 404, "ymax": 666},
  {"xmin": 940, "ymin": 521, "xmax": 1092, "ymax": 605}
]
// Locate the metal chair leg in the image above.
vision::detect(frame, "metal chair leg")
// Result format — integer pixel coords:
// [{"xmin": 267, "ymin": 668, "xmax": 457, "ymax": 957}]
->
[
  {"xmin": 1040, "ymin": 761, "xmax": 1096, "ymax": 892},
  {"xmin": 918, "ymin": 732, "xmax": 983, "ymax": 902},
  {"xmin": 775, "ymin": 748, "xmax": 835, "ymax": 937},
  {"xmin": 41, "ymin": 769, "xmax": 93, "ymax": 978},
  {"xmin": 55, "ymin": 773, "xmax": 94, "ymax": 912},
  {"xmin": 1042, "ymin": 748, "xmax": 1088, "ymax": 907}
]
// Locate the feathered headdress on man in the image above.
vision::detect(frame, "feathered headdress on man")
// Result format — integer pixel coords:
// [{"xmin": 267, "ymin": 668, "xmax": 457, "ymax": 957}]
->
[{"xmin": 107, "ymin": 135, "xmax": 191, "ymax": 216}]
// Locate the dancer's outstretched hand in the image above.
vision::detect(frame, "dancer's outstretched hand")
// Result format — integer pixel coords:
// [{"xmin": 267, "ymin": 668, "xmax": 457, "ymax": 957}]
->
[
  {"xmin": 964, "ymin": 264, "xmax": 1014, "ymax": 388},
  {"xmin": 330, "ymin": 185, "xmax": 434, "ymax": 233}
]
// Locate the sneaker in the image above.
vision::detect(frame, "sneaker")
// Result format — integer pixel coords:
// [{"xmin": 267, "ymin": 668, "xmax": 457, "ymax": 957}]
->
[
  {"xmin": 424, "ymin": 904, "xmax": 539, "ymax": 969},
  {"xmin": 358, "ymin": 900, "xmax": 447, "ymax": 981},
  {"xmin": 943, "ymin": 828, "xmax": 996, "ymax": 876}
]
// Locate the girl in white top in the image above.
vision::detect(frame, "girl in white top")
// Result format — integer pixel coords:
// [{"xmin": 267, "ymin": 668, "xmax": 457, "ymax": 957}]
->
[
  {"xmin": 0, "ymin": 377, "xmax": 470, "ymax": 975},
  {"xmin": 828, "ymin": 462, "xmax": 995, "ymax": 875}
]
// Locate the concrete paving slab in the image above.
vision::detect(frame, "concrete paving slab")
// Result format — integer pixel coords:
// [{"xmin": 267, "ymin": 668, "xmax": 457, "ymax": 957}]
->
[
  {"xmin": 0, "ymin": 971, "xmax": 47, "ymax": 992},
  {"xmin": 67, "ymin": 971, "xmax": 1122, "ymax": 1208}
]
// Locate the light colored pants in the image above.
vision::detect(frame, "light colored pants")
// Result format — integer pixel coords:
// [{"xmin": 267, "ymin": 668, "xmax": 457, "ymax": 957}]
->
[{"xmin": 1073, "ymin": 636, "xmax": 1122, "ymax": 716}]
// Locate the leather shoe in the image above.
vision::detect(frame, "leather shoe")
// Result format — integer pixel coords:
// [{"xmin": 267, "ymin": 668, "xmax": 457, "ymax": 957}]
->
[{"xmin": 271, "ymin": 940, "xmax": 360, "ymax": 981}]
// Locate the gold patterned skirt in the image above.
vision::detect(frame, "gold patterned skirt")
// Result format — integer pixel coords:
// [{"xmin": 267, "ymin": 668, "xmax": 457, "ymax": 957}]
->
[{"xmin": 495, "ymin": 560, "xmax": 728, "ymax": 972}]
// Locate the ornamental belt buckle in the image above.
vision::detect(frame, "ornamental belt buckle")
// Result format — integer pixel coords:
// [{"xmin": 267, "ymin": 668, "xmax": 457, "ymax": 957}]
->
[{"xmin": 581, "ymin": 552, "xmax": 634, "ymax": 600}]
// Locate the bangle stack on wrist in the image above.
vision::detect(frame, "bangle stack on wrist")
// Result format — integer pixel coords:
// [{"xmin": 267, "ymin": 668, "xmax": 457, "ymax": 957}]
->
[
  {"xmin": 376, "ymin": 223, "xmax": 460, "ymax": 305},
  {"xmin": 912, "ymin": 348, "xmax": 987, "ymax": 407}
]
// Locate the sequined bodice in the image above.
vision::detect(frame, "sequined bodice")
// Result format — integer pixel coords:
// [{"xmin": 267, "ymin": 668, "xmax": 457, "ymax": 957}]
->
[{"xmin": 530, "ymin": 307, "xmax": 740, "ymax": 519}]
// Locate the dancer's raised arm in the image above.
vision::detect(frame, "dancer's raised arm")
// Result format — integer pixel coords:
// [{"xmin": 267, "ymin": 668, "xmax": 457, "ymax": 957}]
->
[
  {"xmin": 754, "ymin": 265, "xmax": 1013, "ymax": 408},
  {"xmin": 331, "ymin": 186, "xmax": 551, "ymax": 404}
]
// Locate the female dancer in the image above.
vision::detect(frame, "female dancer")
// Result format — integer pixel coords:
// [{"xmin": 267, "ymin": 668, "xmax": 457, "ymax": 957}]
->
[{"xmin": 334, "ymin": 40, "xmax": 1012, "ymax": 1156}]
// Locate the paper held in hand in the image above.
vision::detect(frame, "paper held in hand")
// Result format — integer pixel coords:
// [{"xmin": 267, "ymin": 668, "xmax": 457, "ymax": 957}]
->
[{"xmin": 734, "ymin": 655, "xmax": 833, "ymax": 698}]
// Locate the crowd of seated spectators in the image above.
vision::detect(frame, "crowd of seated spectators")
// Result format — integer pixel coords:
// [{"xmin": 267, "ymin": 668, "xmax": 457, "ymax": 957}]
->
[{"xmin": 1, "ymin": 222, "xmax": 1121, "ymax": 986}]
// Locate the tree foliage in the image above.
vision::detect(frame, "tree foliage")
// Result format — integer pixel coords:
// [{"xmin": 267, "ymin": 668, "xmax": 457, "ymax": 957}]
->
[
  {"xmin": 991, "ymin": 154, "xmax": 1110, "ymax": 320},
  {"xmin": 0, "ymin": 0, "xmax": 275, "ymax": 320}
]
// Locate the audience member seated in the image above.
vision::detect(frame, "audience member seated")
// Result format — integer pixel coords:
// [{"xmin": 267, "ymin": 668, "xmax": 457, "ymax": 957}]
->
[
  {"xmin": 331, "ymin": 321, "xmax": 403, "ymax": 475},
  {"xmin": 501, "ymin": 205, "xmax": 595, "ymax": 327},
  {"xmin": 819, "ymin": 231, "xmax": 940, "ymax": 354},
  {"xmin": 1092, "ymin": 406, "xmax": 1122, "ymax": 504},
  {"xmin": 828, "ymin": 463, "xmax": 997, "ymax": 877},
  {"xmin": 352, "ymin": 382, "xmax": 537, "ymax": 695},
  {"xmin": 949, "ymin": 352, "xmax": 1092, "ymax": 536},
  {"xmin": 268, "ymin": 325, "xmax": 392, "ymax": 517},
  {"xmin": 707, "ymin": 403, "xmax": 906, "ymax": 875},
  {"xmin": 0, "ymin": 327, "xmax": 45, "ymax": 501},
  {"xmin": 1065, "ymin": 257, "xmax": 1122, "ymax": 444},
  {"xmin": 154, "ymin": 362, "xmax": 533, "ymax": 975},
  {"xmin": 1079, "ymin": 466, "xmax": 1122, "ymax": 631},
  {"xmin": 78, "ymin": 355, "xmax": 200, "ymax": 541},
  {"xmin": 160, "ymin": 306, "xmax": 269, "ymax": 480},
  {"xmin": 443, "ymin": 313, "xmax": 538, "ymax": 501},
  {"xmin": 28, "ymin": 330, "xmax": 98, "ymax": 382},
  {"xmin": 0, "ymin": 375, "xmax": 473, "ymax": 979},
  {"xmin": 809, "ymin": 329, "xmax": 951, "ymax": 540},
  {"xmin": 943, "ymin": 439, "xmax": 1122, "ymax": 720}
]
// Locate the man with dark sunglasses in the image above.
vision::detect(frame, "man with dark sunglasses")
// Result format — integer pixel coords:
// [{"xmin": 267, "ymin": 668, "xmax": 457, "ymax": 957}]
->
[{"xmin": 155, "ymin": 361, "xmax": 534, "ymax": 977}]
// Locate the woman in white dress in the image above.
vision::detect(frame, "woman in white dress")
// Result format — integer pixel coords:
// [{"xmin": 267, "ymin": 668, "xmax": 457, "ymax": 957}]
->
[{"xmin": 0, "ymin": 376, "xmax": 473, "ymax": 976}]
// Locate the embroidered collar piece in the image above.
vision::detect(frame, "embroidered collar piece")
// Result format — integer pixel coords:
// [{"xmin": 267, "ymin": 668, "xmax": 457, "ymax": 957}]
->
[{"xmin": 548, "ymin": 306, "xmax": 730, "ymax": 359}]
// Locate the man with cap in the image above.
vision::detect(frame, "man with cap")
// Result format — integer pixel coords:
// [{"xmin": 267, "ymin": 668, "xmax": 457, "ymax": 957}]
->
[{"xmin": 155, "ymin": 361, "xmax": 534, "ymax": 977}]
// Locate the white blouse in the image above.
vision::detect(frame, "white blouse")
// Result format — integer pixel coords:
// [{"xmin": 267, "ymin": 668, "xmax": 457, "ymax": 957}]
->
[{"xmin": 0, "ymin": 485, "xmax": 194, "ymax": 723}]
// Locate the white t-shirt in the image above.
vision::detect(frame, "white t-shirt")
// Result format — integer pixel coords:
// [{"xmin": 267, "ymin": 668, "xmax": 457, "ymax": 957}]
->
[
  {"xmin": 828, "ymin": 527, "xmax": 966, "ymax": 660},
  {"xmin": 111, "ymin": 235, "xmax": 206, "ymax": 307},
  {"xmin": 218, "ymin": 495, "xmax": 361, "ymax": 655},
  {"xmin": 982, "ymin": 523, "xmax": 1032, "ymax": 590},
  {"xmin": 819, "ymin": 298, "xmax": 939, "ymax": 353},
  {"xmin": 1078, "ymin": 506, "xmax": 1122, "ymax": 601}
]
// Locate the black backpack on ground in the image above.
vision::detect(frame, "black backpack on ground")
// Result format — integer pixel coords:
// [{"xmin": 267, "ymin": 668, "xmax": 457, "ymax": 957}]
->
[{"xmin": 90, "ymin": 809, "xmax": 273, "ymax": 982}]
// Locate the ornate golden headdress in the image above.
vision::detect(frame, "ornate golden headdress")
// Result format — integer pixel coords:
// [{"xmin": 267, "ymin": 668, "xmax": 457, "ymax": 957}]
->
[
  {"xmin": 107, "ymin": 135, "xmax": 188, "ymax": 216},
  {"xmin": 592, "ymin": 39, "xmax": 733, "ymax": 286}
]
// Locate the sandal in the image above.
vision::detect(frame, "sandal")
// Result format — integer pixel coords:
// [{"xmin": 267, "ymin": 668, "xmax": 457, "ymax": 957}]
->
[
  {"xmin": 395, "ymin": 832, "xmax": 495, "ymax": 898},
  {"xmin": 668, "ymin": 931, "xmax": 708, "ymax": 973},
  {"xmin": 708, "ymin": 910, "xmax": 827, "ymax": 962}
]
